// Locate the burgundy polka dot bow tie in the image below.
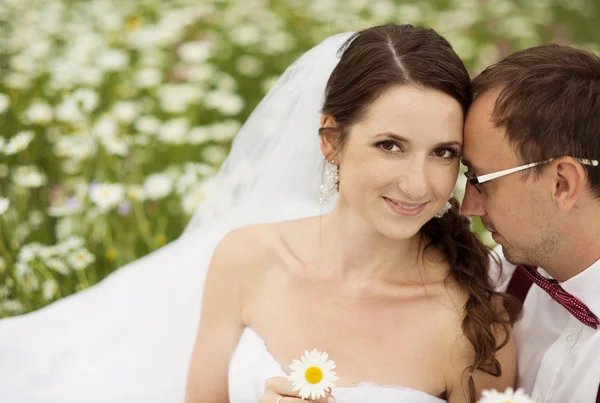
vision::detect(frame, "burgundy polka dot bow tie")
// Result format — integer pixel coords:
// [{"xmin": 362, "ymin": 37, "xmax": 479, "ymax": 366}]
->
[{"xmin": 518, "ymin": 265, "xmax": 599, "ymax": 330}]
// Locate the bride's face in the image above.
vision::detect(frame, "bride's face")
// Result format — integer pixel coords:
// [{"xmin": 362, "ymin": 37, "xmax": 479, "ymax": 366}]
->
[{"xmin": 329, "ymin": 84, "xmax": 463, "ymax": 240}]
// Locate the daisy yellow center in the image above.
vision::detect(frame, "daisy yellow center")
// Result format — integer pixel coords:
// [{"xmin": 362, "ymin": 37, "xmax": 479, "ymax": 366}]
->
[{"xmin": 304, "ymin": 366, "xmax": 323, "ymax": 384}]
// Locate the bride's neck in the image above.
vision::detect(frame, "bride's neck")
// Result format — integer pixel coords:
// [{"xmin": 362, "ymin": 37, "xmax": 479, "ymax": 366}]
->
[{"xmin": 317, "ymin": 202, "xmax": 426, "ymax": 282}]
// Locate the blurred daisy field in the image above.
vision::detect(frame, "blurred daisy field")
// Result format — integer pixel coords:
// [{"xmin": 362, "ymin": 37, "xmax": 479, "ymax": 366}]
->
[{"xmin": 0, "ymin": 0, "xmax": 598, "ymax": 316}]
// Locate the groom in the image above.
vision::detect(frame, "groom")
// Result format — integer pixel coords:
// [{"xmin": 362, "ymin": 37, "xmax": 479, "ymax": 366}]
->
[{"xmin": 461, "ymin": 44, "xmax": 600, "ymax": 403}]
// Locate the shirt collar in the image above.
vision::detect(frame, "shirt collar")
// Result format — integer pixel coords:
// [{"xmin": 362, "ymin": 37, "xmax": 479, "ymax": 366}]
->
[{"xmin": 560, "ymin": 257, "xmax": 600, "ymax": 320}]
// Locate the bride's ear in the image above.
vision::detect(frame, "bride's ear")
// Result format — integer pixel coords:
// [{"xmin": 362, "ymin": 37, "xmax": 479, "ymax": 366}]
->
[{"xmin": 319, "ymin": 114, "xmax": 341, "ymax": 162}]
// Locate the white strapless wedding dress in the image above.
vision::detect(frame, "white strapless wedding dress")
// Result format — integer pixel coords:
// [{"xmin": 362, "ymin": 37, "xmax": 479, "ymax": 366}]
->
[
  {"xmin": 0, "ymin": 31, "xmax": 450, "ymax": 403},
  {"xmin": 229, "ymin": 327, "xmax": 446, "ymax": 403}
]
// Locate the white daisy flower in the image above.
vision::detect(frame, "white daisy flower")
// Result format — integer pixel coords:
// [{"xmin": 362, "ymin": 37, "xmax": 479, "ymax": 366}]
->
[
  {"xmin": 134, "ymin": 68, "xmax": 162, "ymax": 88},
  {"xmin": 0, "ymin": 197, "xmax": 9, "ymax": 215},
  {"xmin": 178, "ymin": 40, "xmax": 213, "ymax": 63},
  {"xmin": 97, "ymin": 48, "xmax": 129, "ymax": 71},
  {"xmin": 46, "ymin": 257, "xmax": 69, "ymax": 275},
  {"xmin": 127, "ymin": 184, "xmax": 146, "ymax": 202},
  {"xmin": 72, "ymin": 89, "xmax": 99, "ymax": 113},
  {"xmin": 288, "ymin": 349, "xmax": 338, "ymax": 400},
  {"xmin": 13, "ymin": 166, "xmax": 46, "ymax": 188},
  {"xmin": 4, "ymin": 131, "xmax": 35, "ymax": 155},
  {"xmin": 55, "ymin": 99, "xmax": 85, "ymax": 124},
  {"xmin": 42, "ymin": 279, "xmax": 58, "ymax": 301},
  {"xmin": 0, "ymin": 93, "xmax": 9, "ymax": 113},
  {"xmin": 478, "ymin": 387, "xmax": 537, "ymax": 403},
  {"xmin": 204, "ymin": 90, "xmax": 244, "ymax": 116},
  {"xmin": 135, "ymin": 116, "xmax": 161, "ymax": 134},
  {"xmin": 89, "ymin": 183, "xmax": 125, "ymax": 211},
  {"xmin": 25, "ymin": 102, "xmax": 53, "ymax": 124},
  {"xmin": 158, "ymin": 118, "xmax": 189, "ymax": 144},
  {"xmin": 112, "ymin": 101, "xmax": 138, "ymax": 123},
  {"xmin": 67, "ymin": 248, "xmax": 95, "ymax": 271},
  {"xmin": 144, "ymin": 173, "xmax": 173, "ymax": 200}
]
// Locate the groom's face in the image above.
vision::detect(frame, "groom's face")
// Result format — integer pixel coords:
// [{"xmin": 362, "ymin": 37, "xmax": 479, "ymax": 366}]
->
[{"xmin": 461, "ymin": 89, "xmax": 558, "ymax": 266}]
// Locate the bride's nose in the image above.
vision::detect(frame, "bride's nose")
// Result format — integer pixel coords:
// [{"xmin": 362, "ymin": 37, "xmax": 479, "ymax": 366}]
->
[{"xmin": 397, "ymin": 161, "xmax": 428, "ymax": 200}]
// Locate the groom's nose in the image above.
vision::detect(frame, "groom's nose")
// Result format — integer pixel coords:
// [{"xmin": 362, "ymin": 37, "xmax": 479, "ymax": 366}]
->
[{"xmin": 461, "ymin": 183, "xmax": 486, "ymax": 217}]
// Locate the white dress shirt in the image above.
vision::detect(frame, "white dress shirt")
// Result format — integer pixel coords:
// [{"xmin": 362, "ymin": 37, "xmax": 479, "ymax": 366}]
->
[{"xmin": 493, "ymin": 247, "xmax": 600, "ymax": 403}]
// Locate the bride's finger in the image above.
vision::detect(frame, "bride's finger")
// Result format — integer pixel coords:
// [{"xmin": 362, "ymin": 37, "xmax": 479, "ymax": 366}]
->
[
  {"xmin": 264, "ymin": 377, "xmax": 297, "ymax": 396},
  {"xmin": 263, "ymin": 377, "xmax": 335, "ymax": 403}
]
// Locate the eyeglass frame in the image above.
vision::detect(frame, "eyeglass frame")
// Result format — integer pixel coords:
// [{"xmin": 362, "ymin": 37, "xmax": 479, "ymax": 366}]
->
[{"xmin": 464, "ymin": 158, "xmax": 599, "ymax": 193}]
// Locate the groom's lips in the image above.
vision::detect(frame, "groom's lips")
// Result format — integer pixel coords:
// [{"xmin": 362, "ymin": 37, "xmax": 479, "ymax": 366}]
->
[{"xmin": 482, "ymin": 220, "xmax": 501, "ymax": 241}]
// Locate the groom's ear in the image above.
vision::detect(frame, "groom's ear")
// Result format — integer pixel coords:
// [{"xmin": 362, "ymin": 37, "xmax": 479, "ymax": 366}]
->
[
  {"xmin": 319, "ymin": 114, "xmax": 341, "ymax": 162},
  {"xmin": 552, "ymin": 157, "xmax": 587, "ymax": 211}
]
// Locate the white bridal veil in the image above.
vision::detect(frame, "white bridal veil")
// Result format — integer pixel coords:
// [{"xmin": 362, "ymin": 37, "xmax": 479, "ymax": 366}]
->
[{"xmin": 0, "ymin": 32, "xmax": 353, "ymax": 403}]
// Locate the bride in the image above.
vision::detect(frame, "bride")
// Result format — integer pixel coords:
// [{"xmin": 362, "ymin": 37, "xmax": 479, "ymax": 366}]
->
[
  {"xmin": 0, "ymin": 24, "xmax": 518, "ymax": 403},
  {"xmin": 186, "ymin": 24, "xmax": 519, "ymax": 403}
]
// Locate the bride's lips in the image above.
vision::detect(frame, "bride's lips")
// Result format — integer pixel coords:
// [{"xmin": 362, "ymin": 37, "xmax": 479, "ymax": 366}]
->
[{"xmin": 383, "ymin": 197, "xmax": 428, "ymax": 216}]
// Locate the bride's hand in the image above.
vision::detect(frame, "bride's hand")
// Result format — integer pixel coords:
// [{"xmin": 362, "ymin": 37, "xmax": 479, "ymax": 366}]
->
[{"xmin": 260, "ymin": 376, "xmax": 335, "ymax": 403}]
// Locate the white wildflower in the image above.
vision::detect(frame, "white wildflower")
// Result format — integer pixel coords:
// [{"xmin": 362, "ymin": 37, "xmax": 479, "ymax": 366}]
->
[
  {"xmin": 211, "ymin": 120, "xmax": 241, "ymax": 141},
  {"xmin": 93, "ymin": 116, "xmax": 119, "ymax": 139},
  {"xmin": 67, "ymin": 248, "xmax": 95, "ymax": 270},
  {"xmin": 101, "ymin": 135, "xmax": 129, "ymax": 156},
  {"xmin": 63, "ymin": 236, "xmax": 85, "ymax": 251},
  {"xmin": 97, "ymin": 48, "xmax": 129, "ymax": 71},
  {"xmin": 0, "ymin": 198, "xmax": 9, "ymax": 215},
  {"xmin": 28, "ymin": 210, "xmax": 45, "ymax": 227},
  {"xmin": 24, "ymin": 273, "xmax": 40, "ymax": 293},
  {"xmin": 112, "ymin": 101, "xmax": 138, "ymax": 123},
  {"xmin": 230, "ymin": 25, "xmax": 262, "ymax": 46},
  {"xmin": 42, "ymin": 279, "xmax": 58, "ymax": 300},
  {"xmin": 158, "ymin": 118, "xmax": 189, "ymax": 144},
  {"xmin": 1, "ymin": 300, "xmax": 24, "ymax": 315},
  {"xmin": 26, "ymin": 102, "xmax": 54, "ymax": 124},
  {"xmin": 178, "ymin": 40, "xmax": 213, "ymax": 63},
  {"xmin": 135, "ymin": 116, "xmax": 161, "ymax": 134},
  {"xmin": 72, "ymin": 89, "xmax": 99, "ymax": 112},
  {"xmin": 0, "ymin": 93, "xmax": 9, "ymax": 113},
  {"xmin": 127, "ymin": 184, "xmax": 146, "ymax": 202},
  {"xmin": 262, "ymin": 75, "xmax": 280, "ymax": 93},
  {"xmin": 144, "ymin": 173, "xmax": 174, "ymax": 200},
  {"xmin": 55, "ymin": 99, "xmax": 85, "ymax": 123},
  {"xmin": 89, "ymin": 183, "xmax": 125, "ymax": 211},
  {"xmin": 236, "ymin": 55, "xmax": 263, "ymax": 77},
  {"xmin": 15, "ymin": 262, "xmax": 32, "ymax": 277},
  {"xmin": 13, "ymin": 166, "xmax": 46, "ymax": 188},
  {"xmin": 4, "ymin": 72, "xmax": 30, "ymax": 89},
  {"xmin": 78, "ymin": 66, "xmax": 104, "ymax": 86},
  {"xmin": 10, "ymin": 53, "xmax": 36, "ymax": 73},
  {"xmin": 134, "ymin": 68, "xmax": 162, "ymax": 88},
  {"xmin": 182, "ymin": 186, "xmax": 207, "ymax": 215},
  {"xmin": 204, "ymin": 91, "xmax": 244, "ymax": 115},
  {"xmin": 188, "ymin": 126, "xmax": 211, "ymax": 145},
  {"xmin": 185, "ymin": 64, "xmax": 215, "ymax": 82},
  {"xmin": 201, "ymin": 144, "xmax": 228, "ymax": 165},
  {"xmin": 263, "ymin": 31, "xmax": 295, "ymax": 54},
  {"xmin": 18, "ymin": 243, "xmax": 41, "ymax": 262},
  {"xmin": 4, "ymin": 131, "xmax": 35, "ymax": 155},
  {"xmin": 46, "ymin": 257, "xmax": 69, "ymax": 275}
]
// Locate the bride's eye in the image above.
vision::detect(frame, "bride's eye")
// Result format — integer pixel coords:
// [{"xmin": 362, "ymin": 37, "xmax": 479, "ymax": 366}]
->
[
  {"xmin": 432, "ymin": 147, "xmax": 459, "ymax": 160},
  {"xmin": 376, "ymin": 140, "xmax": 403, "ymax": 152}
]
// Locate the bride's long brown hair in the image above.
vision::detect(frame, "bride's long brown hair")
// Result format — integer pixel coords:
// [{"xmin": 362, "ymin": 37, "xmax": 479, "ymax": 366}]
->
[{"xmin": 318, "ymin": 24, "xmax": 522, "ymax": 402}]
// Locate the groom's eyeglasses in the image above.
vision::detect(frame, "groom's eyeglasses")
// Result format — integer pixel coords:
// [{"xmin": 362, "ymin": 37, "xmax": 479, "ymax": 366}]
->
[{"xmin": 464, "ymin": 158, "xmax": 599, "ymax": 193}]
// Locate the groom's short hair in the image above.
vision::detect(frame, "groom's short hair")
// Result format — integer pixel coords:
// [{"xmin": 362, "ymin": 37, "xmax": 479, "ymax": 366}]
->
[{"xmin": 472, "ymin": 44, "xmax": 600, "ymax": 198}]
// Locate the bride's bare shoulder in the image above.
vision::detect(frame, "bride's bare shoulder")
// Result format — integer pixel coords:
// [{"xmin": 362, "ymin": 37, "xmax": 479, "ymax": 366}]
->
[{"xmin": 210, "ymin": 216, "xmax": 319, "ymax": 272}]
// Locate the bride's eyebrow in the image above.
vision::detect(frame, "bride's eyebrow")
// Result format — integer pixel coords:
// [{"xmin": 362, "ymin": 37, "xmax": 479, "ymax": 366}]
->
[{"xmin": 371, "ymin": 132, "xmax": 410, "ymax": 142}]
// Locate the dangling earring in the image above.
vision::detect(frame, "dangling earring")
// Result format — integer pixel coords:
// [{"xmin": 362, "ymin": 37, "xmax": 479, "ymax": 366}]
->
[
  {"xmin": 435, "ymin": 192, "xmax": 454, "ymax": 218},
  {"xmin": 319, "ymin": 159, "xmax": 340, "ymax": 204}
]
